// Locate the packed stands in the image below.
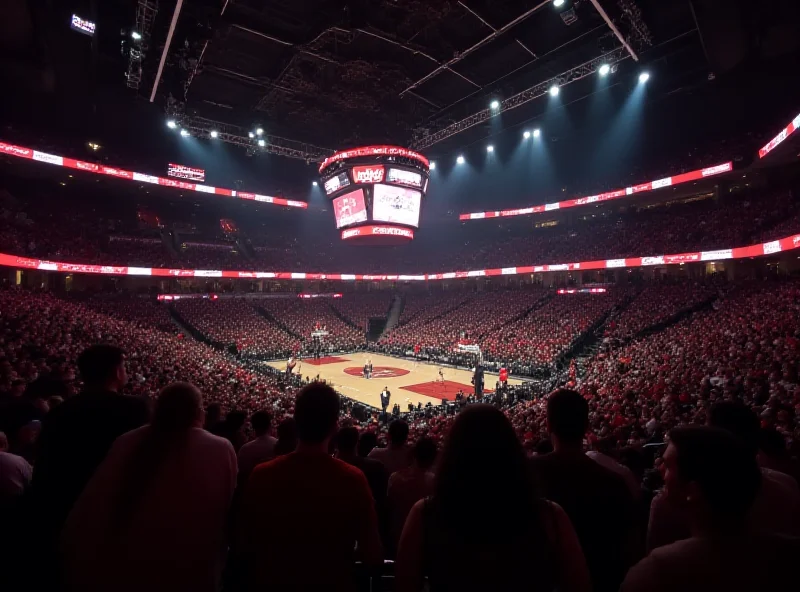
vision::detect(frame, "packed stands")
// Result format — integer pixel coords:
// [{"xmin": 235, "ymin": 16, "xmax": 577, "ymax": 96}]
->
[{"xmin": 172, "ymin": 298, "xmax": 297, "ymax": 358}]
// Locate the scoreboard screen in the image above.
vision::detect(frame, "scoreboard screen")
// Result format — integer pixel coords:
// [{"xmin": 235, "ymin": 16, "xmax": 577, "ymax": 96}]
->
[
  {"xmin": 332, "ymin": 189, "xmax": 368, "ymax": 228},
  {"xmin": 324, "ymin": 171, "xmax": 350, "ymax": 195},
  {"xmin": 372, "ymin": 184, "xmax": 421, "ymax": 227},
  {"xmin": 168, "ymin": 163, "xmax": 205, "ymax": 182}
]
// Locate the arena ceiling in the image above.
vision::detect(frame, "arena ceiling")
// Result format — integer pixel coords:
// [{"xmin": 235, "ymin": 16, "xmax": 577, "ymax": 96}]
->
[{"xmin": 143, "ymin": 0, "xmax": 698, "ymax": 151}]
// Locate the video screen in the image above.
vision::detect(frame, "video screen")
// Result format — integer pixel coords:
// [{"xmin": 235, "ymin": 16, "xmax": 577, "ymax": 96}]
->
[
  {"xmin": 168, "ymin": 163, "xmax": 205, "ymax": 182},
  {"xmin": 387, "ymin": 167, "xmax": 423, "ymax": 189},
  {"xmin": 324, "ymin": 171, "xmax": 350, "ymax": 195},
  {"xmin": 372, "ymin": 184, "xmax": 421, "ymax": 227},
  {"xmin": 332, "ymin": 188, "xmax": 368, "ymax": 228}
]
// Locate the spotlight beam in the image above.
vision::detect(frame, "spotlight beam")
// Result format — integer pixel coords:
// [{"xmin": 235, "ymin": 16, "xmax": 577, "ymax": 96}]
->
[{"xmin": 587, "ymin": 0, "xmax": 639, "ymax": 61}]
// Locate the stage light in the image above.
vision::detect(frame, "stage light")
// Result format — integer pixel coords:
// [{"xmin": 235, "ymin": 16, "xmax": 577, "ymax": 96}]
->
[
  {"xmin": 533, "ymin": 128, "xmax": 541, "ymax": 137},
  {"xmin": 248, "ymin": 132, "xmax": 255, "ymax": 138},
  {"xmin": 131, "ymin": 31, "xmax": 142, "ymax": 41},
  {"xmin": 256, "ymin": 128, "xmax": 264, "ymax": 136},
  {"xmin": 456, "ymin": 155, "xmax": 465, "ymax": 164},
  {"xmin": 258, "ymin": 139, "xmax": 266, "ymax": 147},
  {"xmin": 639, "ymin": 71, "xmax": 650, "ymax": 83},
  {"xmin": 180, "ymin": 129, "xmax": 190, "ymax": 137},
  {"xmin": 166, "ymin": 120, "xmax": 177, "ymax": 129},
  {"xmin": 210, "ymin": 130, "xmax": 219, "ymax": 138},
  {"xmin": 599, "ymin": 64, "xmax": 610, "ymax": 76},
  {"xmin": 553, "ymin": 0, "xmax": 565, "ymax": 7},
  {"xmin": 549, "ymin": 85, "xmax": 559, "ymax": 96},
  {"xmin": 490, "ymin": 100, "xmax": 500, "ymax": 110},
  {"xmin": 523, "ymin": 130, "xmax": 531, "ymax": 139},
  {"xmin": 87, "ymin": 142, "xmax": 100, "ymax": 151},
  {"xmin": 486, "ymin": 145, "xmax": 494, "ymax": 153},
  {"xmin": 312, "ymin": 181, "xmax": 318, "ymax": 187},
  {"xmin": 429, "ymin": 161, "xmax": 436, "ymax": 170}
]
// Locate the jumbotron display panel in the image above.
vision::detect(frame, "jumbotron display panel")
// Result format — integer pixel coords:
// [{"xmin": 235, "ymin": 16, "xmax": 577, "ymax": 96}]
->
[{"xmin": 319, "ymin": 145, "xmax": 430, "ymax": 243}]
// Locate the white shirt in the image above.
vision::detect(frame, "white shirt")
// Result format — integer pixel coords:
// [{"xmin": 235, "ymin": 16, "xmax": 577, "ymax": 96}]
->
[
  {"xmin": 61, "ymin": 426, "xmax": 237, "ymax": 592},
  {"xmin": 0, "ymin": 451, "xmax": 32, "ymax": 498},
  {"xmin": 368, "ymin": 445, "xmax": 411, "ymax": 475},
  {"xmin": 238, "ymin": 434, "xmax": 278, "ymax": 478}
]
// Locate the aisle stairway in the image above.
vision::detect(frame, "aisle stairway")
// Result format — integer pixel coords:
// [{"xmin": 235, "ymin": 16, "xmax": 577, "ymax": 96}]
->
[{"xmin": 381, "ymin": 294, "xmax": 404, "ymax": 336}]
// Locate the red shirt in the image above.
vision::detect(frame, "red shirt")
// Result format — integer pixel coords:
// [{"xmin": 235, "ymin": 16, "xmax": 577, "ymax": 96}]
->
[{"xmin": 236, "ymin": 450, "xmax": 381, "ymax": 592}]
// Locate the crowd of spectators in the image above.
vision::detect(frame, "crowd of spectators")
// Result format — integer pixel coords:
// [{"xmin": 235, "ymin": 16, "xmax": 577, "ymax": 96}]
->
[
  {"xmin": 1, "ymin": 173, "xmax": 798, "ymax": 276},
  {"xmin": 172, "ymin": 298, "xmax": 299, "ymax": 358}
]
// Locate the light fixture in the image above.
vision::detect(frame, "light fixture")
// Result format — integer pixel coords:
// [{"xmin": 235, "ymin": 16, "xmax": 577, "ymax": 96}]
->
[
  {"xmin": 490, "ymin": 100, "xmax": 500, "ymax": 110},
  {"xmin": 166, "ymin": 120, "xmax": 177, "ymax": 129},
  {"xmin": 429, "ymin": 162, "xmax": 436, "ymax": 170},
  {"xmin": 87, "ymin": 142, "xmax": 100, "ymax": 151},
  {"xmin": 456, "ymin": 155, "xmax": 465, "ymax": 164},
  {"xmin": 523, "ymin": 130, "xmax": 531, "ymax": 139},
  {"xmin": 248, "ymin": 132, "xmax": 255, "ymax": 139},
  {"xmin": 533, "ymin": 128, "xmax": 541, "ymax": 138},
  {"xmin": 210, "ymin": 130, "xmax": 219, "ymax": 138},
  {"xmin": 486, "ymin": 145, "xmax": 494, "ymax": 153},
  {"xmin": 258, "ymin": 139, "xmax": 266, "ymax": 147},
  {"xmin": 553, "ymin": 0, "xmax": 565, "ymax": 7},
  {"xmin": 549, "ymin": 85, "xmax": 559, "ymax": 97},
  {"xmin": 180, "ymin": 129, "xmax": 190, "ymax": 137},
  {"xmin": 312, "ymin": 181, "xmax": 318, "ymax": 187},
  {"xmin": 131, "ymin": 31, "xmax": 142, "ymax": 41},
  {"xmin": 599, "ymin": 64, "xmax": 610, "ymax": 76},
  {"xmin": 639, "ymin": 71, "xmax": 650, "ymax": 83},
  {"xmin": 256, "ymin": 128, "xmax": 264, "ymax": 136}
]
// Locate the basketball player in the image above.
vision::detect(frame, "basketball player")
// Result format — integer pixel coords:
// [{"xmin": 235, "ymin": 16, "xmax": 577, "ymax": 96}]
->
[
  {"xmin": 286, "ymin": 356, "xmax": 296, "ymax": 376},
  {"xmin": 438, "ymin": 367, "xmax": 445, "ymax": 383}
]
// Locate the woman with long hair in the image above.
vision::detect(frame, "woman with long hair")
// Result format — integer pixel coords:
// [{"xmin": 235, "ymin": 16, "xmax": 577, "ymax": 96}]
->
[
  {"xmin": 61, "ymin": 383, "xmax": 237, "ymax": 592},
  {"xmin": 395, "ymin": 405, "xmax": 590, "ymax": 592}
]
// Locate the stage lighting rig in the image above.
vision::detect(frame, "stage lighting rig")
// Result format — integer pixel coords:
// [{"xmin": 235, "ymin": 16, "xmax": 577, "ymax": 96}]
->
[
  {"xmin": 599, "ymin": 64, "xmax": 611, "ymax": 76},
  {"xmin": 126, "ymin": 0, "xmax": 158, "ymax": 91},
  {"xmin": 490, "ymin": 100, "xmax": 500, "ymax": 110},
  {"xmin": 166, "ymin": 120, "xmax": 177, "ymax": 129},
  {"xmin": 523, "ymin": 131, "xmax": 531, "ymax": 139},
  {"xmin": 178, "ymin": 116, "xmax": 334, "ymax": 161},
  {"xmin": 486, "ymin": 145, "xmax": 494, "ymax": 153},
  {"xmin": 429, "ymin": 162, "xmax": 436, "ymax": 170},
  {"xmin": 457, "ymin": 155, "xmax": 465, "ymax": 164},
  {"xmin": 533, "ymin": 129, "xmax": 541, "ymax": 138},
  {"xmin": 549, "ymin": 85, "xmax": 560, "ymax": 96},
  {"xmin": 411, "ymin": 46, "xmax": 629, "ymax": 151},
  {"xmin": 639, "ymin": 71, "xmax": 650, "ymax": 83}
]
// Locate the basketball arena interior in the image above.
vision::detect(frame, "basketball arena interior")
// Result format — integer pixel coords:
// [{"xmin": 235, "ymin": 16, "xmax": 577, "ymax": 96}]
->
[{"xmin": 1, "ymin": 1, "xmax": 800, "ymax": 590}]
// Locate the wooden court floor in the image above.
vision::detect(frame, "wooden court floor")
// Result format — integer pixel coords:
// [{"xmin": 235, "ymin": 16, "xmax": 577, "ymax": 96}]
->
[{"xmin": 265, "ymin": 352, "xmax": 522, "ymax": 409}]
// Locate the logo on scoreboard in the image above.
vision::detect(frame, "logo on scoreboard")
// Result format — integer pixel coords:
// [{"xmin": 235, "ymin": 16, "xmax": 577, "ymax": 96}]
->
[{"xmin": 352, "ymin": 165, "xmax": 385, "ymax": 184}]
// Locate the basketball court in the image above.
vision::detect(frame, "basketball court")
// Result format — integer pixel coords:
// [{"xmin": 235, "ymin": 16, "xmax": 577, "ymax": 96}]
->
[{"xmin": 264, "ymin": 352, "xmax": 522, "ymax": 409}]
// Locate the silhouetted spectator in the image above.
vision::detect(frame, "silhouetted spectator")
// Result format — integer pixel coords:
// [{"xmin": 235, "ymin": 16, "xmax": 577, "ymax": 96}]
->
[
  {"xmin": 369, "ymin": 419, "xmax": 412, "ymax": 475},
  {"xmin": 531, "ymin": 389, "xmax": 638, "ymax": 592},
  {"xmin": 235, "ymin": 383, "xmax": 382, "ymax": 592},
  {"xmin": 237, "ymin": 410, "xmax": 277, "ymax": 482},
  {"xmin": 28, "ymin": 345, "xmax": 149, "ymax": 585},
  {"xmin": 61, "ymin": 382, "xmax": 236, "ymax": 592},
  {"xmin": 396, "ymin": 405, "xmax": 590, "ymax": 592},
  {"xmin": 272, "ymin": 417, "xmax": 297, "ymax": 457},
  {"xmin": 387, "ymin": 437, "xmax": 437, "ymax": 556},
  {"xmin": 623, "ymin": 426, "xmax": 800, "ymax": 592}
]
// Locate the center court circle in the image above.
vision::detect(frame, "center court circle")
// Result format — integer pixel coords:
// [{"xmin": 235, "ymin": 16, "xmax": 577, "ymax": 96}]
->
[{"xmin": 343, "ymin": 366, "xmax": 410, "ymax": 378}]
